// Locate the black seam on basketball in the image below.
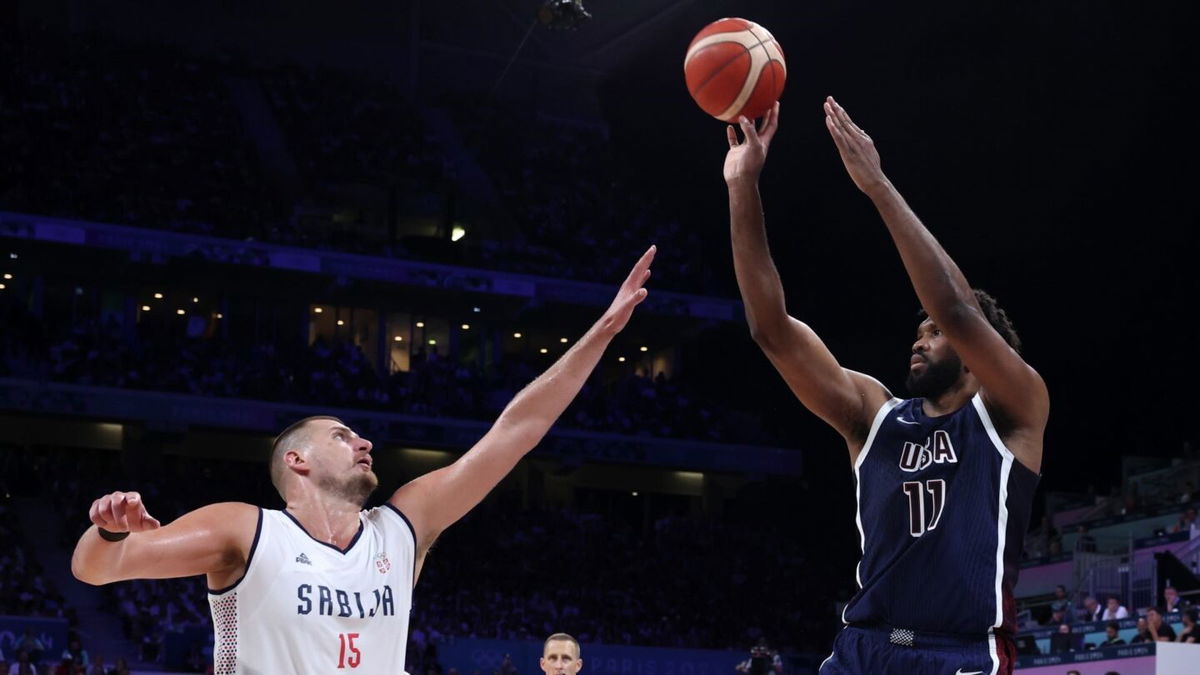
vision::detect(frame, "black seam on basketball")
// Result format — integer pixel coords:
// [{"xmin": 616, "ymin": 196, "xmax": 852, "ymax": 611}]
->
[
  {"xmin": 747, "ymin": 30, "xmax": 783, "ymax": 109},
  {"xmin": 688, "ymin": 41, "xmax": 753, "ymax": 99}
]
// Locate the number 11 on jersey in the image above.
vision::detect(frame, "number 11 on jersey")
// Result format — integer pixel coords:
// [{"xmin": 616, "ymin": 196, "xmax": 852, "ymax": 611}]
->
[
  {"xmin": 338, "ymin": 632, "xmax": 362, "ymax": 668},
  {"xmin": 902, "ymin": 479, "xmax": 946, "ymax": 537}
]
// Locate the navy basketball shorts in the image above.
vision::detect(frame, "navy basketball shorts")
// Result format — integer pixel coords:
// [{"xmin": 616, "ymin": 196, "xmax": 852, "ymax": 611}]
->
[{"xmin": 819, "ymin": 624, "xmax": 1015, "ymax": 675}]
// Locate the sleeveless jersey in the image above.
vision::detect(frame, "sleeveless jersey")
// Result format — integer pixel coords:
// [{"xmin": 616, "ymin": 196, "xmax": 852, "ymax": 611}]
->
[
  {"xmin": 842, "ymin": 395, "xmax": 1039, "ymax": 636},
  {"xmin": 207, "ymin": 505, "xmax": 417, "ymax": 674}
]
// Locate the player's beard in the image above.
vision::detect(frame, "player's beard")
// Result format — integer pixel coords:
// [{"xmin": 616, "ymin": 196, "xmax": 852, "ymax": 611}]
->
[
  {"xmin": 320, "ymin": 468, "xmax": 379, "ymax": 506},
  {"xmin": 905, "ymin": 352, "xmax": 964, "ymax": 399}
]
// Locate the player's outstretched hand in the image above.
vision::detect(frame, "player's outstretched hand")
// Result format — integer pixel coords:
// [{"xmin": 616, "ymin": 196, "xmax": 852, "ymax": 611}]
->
[
  {"xmin": 824, "ymin": 96, "xmax": 887, "ymax": 194},
  {"xmin": 724, "ymin": 102, "xmax": 780, "ymax": 185},
  {"xmin": 89, "ymin": 491, "xmax": 162, "ymax": 533},
  {"xmin": 599, "ymin": 245, "xmax": 655, "ymax": 335}
]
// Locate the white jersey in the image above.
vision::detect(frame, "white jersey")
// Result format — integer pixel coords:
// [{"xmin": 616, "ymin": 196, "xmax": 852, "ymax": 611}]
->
[{"xmin": 208, "ymin": 505, "xmax": 417, "ymax": 674}]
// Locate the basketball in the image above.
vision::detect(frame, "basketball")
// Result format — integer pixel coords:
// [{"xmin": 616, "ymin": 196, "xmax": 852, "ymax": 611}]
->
[{"xmin": 684, "ymin": 18, "xmax": 786, "ymax": 122}]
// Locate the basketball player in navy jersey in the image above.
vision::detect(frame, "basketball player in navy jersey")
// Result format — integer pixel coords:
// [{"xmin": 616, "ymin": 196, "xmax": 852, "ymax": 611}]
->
[
  {"xmin": 724, "ymin": 99, "xmax": 1048, "ymax": 675},
  {"xmin": 70, "ymin": 247, "xmax": 656, "ymax": 674}
]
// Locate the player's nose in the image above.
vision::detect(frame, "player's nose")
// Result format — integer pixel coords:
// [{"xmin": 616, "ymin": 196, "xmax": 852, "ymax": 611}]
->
[{"xmin": 358, "ymin": 438, "xmax": 373, "ymax": 453}]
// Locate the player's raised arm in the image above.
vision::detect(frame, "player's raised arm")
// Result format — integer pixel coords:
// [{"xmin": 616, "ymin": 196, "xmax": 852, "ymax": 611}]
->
[
  {"xmin": 725, "ymin": 102, "xmax": 889, "ymax": 448},
  {"xmin": 71, "ymin": 492, "xmax": 257, "ymax": 587},
  {"xmin": 824, "ymin": 96, "xmax": 1048, "ymax": 470},
  {"xmin": 390, "ymin": 246, "xmax": 655, "ymax": 553}
]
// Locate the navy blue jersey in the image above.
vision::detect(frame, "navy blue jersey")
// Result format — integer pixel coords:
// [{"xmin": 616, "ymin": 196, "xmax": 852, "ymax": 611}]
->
[{"xmin": 841, "ymin": 395, "xmax": 1039, "ymax": 636}]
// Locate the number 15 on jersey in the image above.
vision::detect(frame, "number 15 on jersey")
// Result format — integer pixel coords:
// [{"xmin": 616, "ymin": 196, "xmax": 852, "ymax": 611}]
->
[{"xmin": 338, "ymin": 632, "xmax": 361, "ymax": 669}]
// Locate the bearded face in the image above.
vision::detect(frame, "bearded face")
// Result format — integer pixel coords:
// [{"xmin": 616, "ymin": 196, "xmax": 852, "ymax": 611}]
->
[
  {"xmin": 907, "ymin": 349, "xmax": 964, "ymax": 398},
  {"xmin": 317, "ymin": 465, "xmax": 378, "ymax": 506}
]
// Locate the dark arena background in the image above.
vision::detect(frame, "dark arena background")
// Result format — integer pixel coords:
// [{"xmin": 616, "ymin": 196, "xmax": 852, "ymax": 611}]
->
[{"xmin": 1, "ymin": 1, "xmax": 1197, "ymax": 674}]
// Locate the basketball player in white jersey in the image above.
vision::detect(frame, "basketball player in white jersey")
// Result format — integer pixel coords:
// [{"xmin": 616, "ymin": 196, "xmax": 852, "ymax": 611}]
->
[{"xmin": 71, "ymin": 246, "xmax": 657, "ymax": 675}]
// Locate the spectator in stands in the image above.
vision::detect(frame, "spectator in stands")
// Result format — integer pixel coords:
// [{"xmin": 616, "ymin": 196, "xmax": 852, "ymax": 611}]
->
[
  {"xmin": 1050, "ymin": 585, "xmax": 1071, "ymax": 615},
  {"xmin": 1075, "ymin": 525, "xmax": 1097, "ymax": 553},
  {"xmin": 9, "ymin": 650, "xmax": 37, "ymax": 675},
  {"xmin": 1146, "ymin": 607, "xmax": 1176, "ymax": 641},
  {"xmin": 735, "ymin": 638, "xmax": 782, "ymax": 675},
  {"xmin": 1163, "ymin": 585, "xmax": 1186, "ymax": 613},
  {"xmin": 1096, "ymin": 621, "xmax": 1125, "ymax": 647},
  {"xmin": 1049, "ymin": 623, "xmax": 1076, "ymax": 654},
  {"xmin": 1102, "ymin": 596, "xmax": 1129, "ymax": 620},
  {"xmin": 14, "ymin": 631, "xmax": 44, "ymax": 665},
  {"xmin": 1174, "ymin": 507, "xmax": 1197, "ymax": 535},
  {"xmin": 1080, "ymin": 595, "xmax": 1103, "ymax": 622},
  {"xmin": 1180, "ymin": 480, "xmax": 1195, "ymax": 504},
  {"xmin": 1043, "ymin": 607, "xmax": 1069, "ymax": 628},
  {"xmin": 1130, "ymin": 617, "xmax": 1152, "ymax": 643},
  {"xmin": 1178, "ymin": 608, "xmax": 1198, "ymax": 643},
  {"xmin": 59, "ymin": 640, "xmax": 88, "ymax": 669}
]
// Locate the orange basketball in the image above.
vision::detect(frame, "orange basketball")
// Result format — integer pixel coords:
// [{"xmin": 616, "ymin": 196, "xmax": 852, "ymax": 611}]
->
[{"xmin": 684, "ymin": 18, "xmax": 786, "ymax": 122}]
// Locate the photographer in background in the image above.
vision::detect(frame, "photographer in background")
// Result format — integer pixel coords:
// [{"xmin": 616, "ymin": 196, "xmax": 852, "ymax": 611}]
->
[{"xmin": 736, "ymin": 639, "xmax": 782, "ymax": 675}]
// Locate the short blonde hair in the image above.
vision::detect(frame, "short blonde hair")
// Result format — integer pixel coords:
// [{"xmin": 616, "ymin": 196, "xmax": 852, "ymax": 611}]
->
[
  {"xmin": 269, "ymin": 416, "xmax": 343, "ymax": 499},
  {"xmin": 543, "ymin": 633, "xmax": 580, "ymax": 657}
]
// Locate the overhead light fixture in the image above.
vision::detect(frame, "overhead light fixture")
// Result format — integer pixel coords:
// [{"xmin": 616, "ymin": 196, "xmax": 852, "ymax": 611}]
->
[
  {"xmin": 337, "ymin": 320, "xmax": 345, "ymax": 326},
  {"xmin": 618, "ymin": 357, "xmax": 626, "ymax": 362},
  {"xmin": 192, "ymin": 297, "xmax": 199, "ymax": 303},
  {"xmin": 429, "ymin": 339, "xmax": 437, "ymax": 345},
  {"xmin": 640, "ymin": 346, "xmax": 648, "ymax": 352},
  {"xmin": 394, "ymin": 336, "xmax": 404, "ymax": 342},
  {"xmin": 2, "ymin": 273, "xmax": 11, "ymax": 280},
  {"xmin": 559, "ymin": 337, "xmax": 568, "ymax": 343},
  {"xmin": 176, "ymin": 309, "xmax": 185, "ymax": 315},
  {"xmin": 461, "ymin": 324, "xmax": 470, "ymax": 330},
  {"xmin": 314, "ymin": 307, "xmax": 323, "ymax": 314},
  {"xmin": 451, "ymin": 225, "xmax": 467, "ymax": 242},
  {"xmin": 513, "ymin": 332, "xmax": 522, "ymax": 339},
  {"xmin": 539, "ymin": 348, "xmax": 548, "ymax": 354},
  {"xmin": 154, "ymin": 292, "xmax": 163, "ymax": 299},
  {"xmin": 416, "ymin": 321, "xmax": 425, "ymax": 328},
  {"xmin": 141, "ymin": 305, "xmax": 150, "ymax": 311}
]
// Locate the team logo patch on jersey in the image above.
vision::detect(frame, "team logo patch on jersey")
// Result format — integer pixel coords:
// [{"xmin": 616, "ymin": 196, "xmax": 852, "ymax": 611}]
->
[
  {"xmin": 898, "ymin": 430, "xmax": 958, "ymax": 472},
  {"xmin": 375, "ymin": 552, "xmax": 391, "ymax": 574},
  {"xmin": 296, "ymin": 552, "xmax": 312, "ymax": 565}
]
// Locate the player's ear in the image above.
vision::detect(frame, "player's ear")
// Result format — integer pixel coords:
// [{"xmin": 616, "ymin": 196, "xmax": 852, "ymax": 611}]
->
[
  {"xmin": 576, "ymin": 659, "xmax": 583, "ymax": 673},
  {"xmin": 285, "ymin": 449, "xmax": 310, "ymax": 475}
]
